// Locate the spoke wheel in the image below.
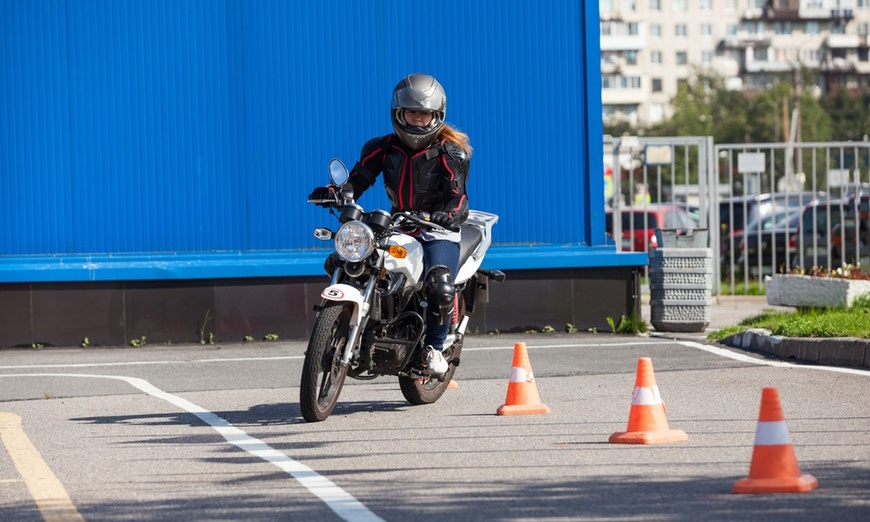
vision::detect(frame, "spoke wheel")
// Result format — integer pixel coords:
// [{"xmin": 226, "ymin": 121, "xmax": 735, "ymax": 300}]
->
[{"xmin": 300, "ymin": 302, "xmax": 351, "ymax": 422}]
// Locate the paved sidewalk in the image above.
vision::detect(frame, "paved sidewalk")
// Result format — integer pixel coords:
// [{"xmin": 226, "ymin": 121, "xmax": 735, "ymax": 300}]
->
[
  {"xmin": 641, "ymin": 294, "xmax": 870, "ymax": 369},
  {"xmin": 640, "ymin": 294, "xmax": 793, "ymax": 337}
]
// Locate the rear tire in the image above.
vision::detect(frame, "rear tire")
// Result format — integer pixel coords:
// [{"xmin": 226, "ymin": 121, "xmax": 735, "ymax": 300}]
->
[
  {"xmin": 300, "ymin": 302, "xmax": 351, "ymax": 422},
  {"xmin": 399, "ymin": 297, "xmax": 465, "ymax": 405}
]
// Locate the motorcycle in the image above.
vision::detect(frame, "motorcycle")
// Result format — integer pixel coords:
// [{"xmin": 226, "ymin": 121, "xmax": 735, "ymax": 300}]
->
[{"xmin": 300, "ymin": 158, "xmax": 505, "ymax": 422}]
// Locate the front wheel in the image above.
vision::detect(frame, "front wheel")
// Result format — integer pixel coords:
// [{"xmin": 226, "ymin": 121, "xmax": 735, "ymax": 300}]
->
[{"xmin": 300, "ymin": 302, "xmax": 352, "ymax": 422}]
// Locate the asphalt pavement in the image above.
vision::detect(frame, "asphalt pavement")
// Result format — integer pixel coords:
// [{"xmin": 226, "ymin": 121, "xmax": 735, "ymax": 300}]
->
[{"xmin": 642, "ymin": 294, "xmax": 870, "ymax": 369}]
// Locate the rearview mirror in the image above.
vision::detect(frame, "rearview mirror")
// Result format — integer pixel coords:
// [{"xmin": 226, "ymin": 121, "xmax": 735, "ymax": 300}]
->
[{"xmin": 328, "ymin": 158, "xmax": 349, "ymax": 187}]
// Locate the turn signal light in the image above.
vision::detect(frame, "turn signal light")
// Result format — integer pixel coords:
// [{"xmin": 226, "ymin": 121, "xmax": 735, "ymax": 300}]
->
[{"xmin": 388, "ymin": 245, "xmax": 408, "ymax": 259}]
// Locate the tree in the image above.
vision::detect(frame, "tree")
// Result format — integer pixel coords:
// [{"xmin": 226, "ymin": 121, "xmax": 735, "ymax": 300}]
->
[{"xmin": 822, "ymin": 87, "xmax": 870, "ymax": 141}]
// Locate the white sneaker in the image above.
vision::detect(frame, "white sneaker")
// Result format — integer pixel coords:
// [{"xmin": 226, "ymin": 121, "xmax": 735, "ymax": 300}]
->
[{"xmin": 424, "ymin": 347, "xmax": 449, "ymax": 376}]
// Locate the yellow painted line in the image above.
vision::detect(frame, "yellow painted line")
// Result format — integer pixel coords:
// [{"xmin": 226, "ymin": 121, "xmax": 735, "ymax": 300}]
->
[{"xmin": 0, "ymin": 413, "xmax": 85, "ymax": 522}]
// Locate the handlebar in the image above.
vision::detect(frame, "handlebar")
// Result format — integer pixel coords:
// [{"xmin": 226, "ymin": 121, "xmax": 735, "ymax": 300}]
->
[{"xmin": 395, "ymin": 211, "xmax": 461, "ymax": 233}]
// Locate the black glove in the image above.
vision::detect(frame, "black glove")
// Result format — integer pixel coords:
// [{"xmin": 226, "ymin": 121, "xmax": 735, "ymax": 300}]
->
[
  {"xmin": 431, "ymin": 211, "xmax": 453, "ymax": 229},
  {"xmin": 308, "ymin": 186, "xmax": 335, "ymax": 206}
]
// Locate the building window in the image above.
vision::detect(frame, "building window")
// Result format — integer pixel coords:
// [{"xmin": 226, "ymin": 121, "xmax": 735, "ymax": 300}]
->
[
  {"xmin": 622, "ymin": 76, "xmax": 641, "ymax": 89},
  {"xmin": 699, "ymin": 0, "xmax": 712, "ymax": 10},
  {"xmin": 676, "ymin": 51, "xmax": 688, "ymax": 65},
  {"xmin": 625, "ymin": 50, "xmax": 638, "ymax": 65},
  {"xmin": 676, "ymin": 24, "xmax": 688, "ymax": 38},
  {"xmin": 726, "ymin": 23, "xmax": 738, "ymax": 36},
  {"xmin": 859, "ymin": 23, "xmax": 869, "ymax": 37},
  {"xmin": 649, "ymin": 0, "xmax": 662, "ymax": 10},
  {"xmin": 701, "ymin": 24, "xmax": 712, "ymax": 37},
  {"xmin": 650, "ymin": 50, "xmax": 663, "ymax": 64},
  {"xmin": 806, "ymin": 22, "xmax": 820, "ymax": 35},
  {"xmin": 623, "ymin": 0, "xmax": 637, "ymax": 11},
  {"xmin": 651, "ymin": 24, "xmax": 662, "ymax": 38},
  {"xmin": 652, "ymin": 78, "xmax": 663, "ymax": 92},
  {"xmin": 702, "ymin": 51, "xmax": 713, "ymax": 64},
  {"xmin": 603, "ymin": 75, "xmax": 642, "ymax": 90},
  {"xmin": 774, "ymin": 22, "xmax": 792, "ymax": 35},
  {"xmin": 674, "ymin": 0, "xmax": 687, "ymax": 12}
]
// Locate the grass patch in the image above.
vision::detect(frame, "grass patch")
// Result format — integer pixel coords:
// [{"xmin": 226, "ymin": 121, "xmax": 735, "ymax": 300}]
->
[{"xmin": 708, "ymin": 300, "xmax": 870, "ymax": 341}]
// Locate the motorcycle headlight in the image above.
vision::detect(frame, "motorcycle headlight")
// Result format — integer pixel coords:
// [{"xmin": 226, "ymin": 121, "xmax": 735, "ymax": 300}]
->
[{"xmin": 334, "ymin": 221, "xmax": 375, "ymax": 262}]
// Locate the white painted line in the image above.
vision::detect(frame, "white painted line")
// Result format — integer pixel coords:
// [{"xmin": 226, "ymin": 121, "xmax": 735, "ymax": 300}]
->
[
  {"xmin": 0, "ymin": 373, "xmax": 383, "ymax": 522},
  {"xmin": 0, "ymin": 355, "xmax": 302, "ymax": 371},
  {"xmin": 676, "ymin": 340, "xmax": 870, "ymax": 377}
]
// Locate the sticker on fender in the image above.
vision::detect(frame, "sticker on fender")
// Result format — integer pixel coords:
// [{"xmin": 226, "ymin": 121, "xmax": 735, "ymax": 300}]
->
[{"xmin": 323, "ymin": 288, "xmax": 344, "ymax": 299}]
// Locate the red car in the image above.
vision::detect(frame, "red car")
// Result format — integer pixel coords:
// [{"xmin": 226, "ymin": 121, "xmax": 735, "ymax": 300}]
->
[{"xmin": 605, "ymin": 205, "xmax": 699, "ymax": 252}]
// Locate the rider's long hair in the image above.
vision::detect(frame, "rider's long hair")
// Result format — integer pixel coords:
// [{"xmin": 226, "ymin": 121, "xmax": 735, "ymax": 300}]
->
[{"xmin": 439, "ymin": 124, "xmax": 473, "ymax": 158}]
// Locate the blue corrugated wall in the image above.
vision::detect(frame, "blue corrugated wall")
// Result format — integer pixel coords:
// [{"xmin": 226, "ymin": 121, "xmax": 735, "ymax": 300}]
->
[{"xmin": 0, "ymin": 1, "xmax": 637, "ymax": 282}]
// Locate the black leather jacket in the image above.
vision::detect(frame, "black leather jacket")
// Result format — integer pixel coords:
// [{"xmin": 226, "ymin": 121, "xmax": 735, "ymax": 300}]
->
[{"xmin": 347, "ymin": 134, "xmax": 469, "ymax": 227}]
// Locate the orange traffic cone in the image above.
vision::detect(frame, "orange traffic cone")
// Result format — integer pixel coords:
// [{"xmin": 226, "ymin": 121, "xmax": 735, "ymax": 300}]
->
[
  {"xmin": 496, "ymin": 343, "xmax": 550, "ymax": 416},
  {"xmin": 609, "ymin": 357, "xmax": 688, "ymax": 444},
  {"xmin": 733, "ymin": 387, "xmax": 818, "ymax": 494}
]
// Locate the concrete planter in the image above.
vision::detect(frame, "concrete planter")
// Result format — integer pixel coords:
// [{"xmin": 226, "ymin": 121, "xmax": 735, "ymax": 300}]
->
[{"xmin": 766, "ymin": 274, "xmax": 870, "ymax": 308}]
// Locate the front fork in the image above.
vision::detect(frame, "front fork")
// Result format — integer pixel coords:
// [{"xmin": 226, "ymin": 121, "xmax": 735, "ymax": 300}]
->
[{"xmin": 339, "ymin": 275, "xmax": 378, "ymax": 367}]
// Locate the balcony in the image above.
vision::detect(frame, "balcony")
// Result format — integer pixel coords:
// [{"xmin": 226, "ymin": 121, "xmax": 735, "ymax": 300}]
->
[
  {"xmin": 827, "ymin": 34, "xmax": 860, "ymax": 49},
  {"xmin": 600, "ymin": 34, "xmax": 646, "ymax": 51},
  {"xmin": 720, "ymin": 34, "xmax": 772, "ymax": 48},
  {"xmin": 602, "ymin": 89, "xmax": 646, "ymax": 106},
  {"xmin": 744, "ymin": 60, "xmax": 795, "ymax": 73},
  {"xmin": 819, "ymin": 57, "xmax": 857, "ymax": 73},
  {"xmin": 743, "ymin": 7, "xmax": 763, "ymax": 20},
  {"xmin": 800, "ymin": 7, "xmax": 854, "ymax": 20}
]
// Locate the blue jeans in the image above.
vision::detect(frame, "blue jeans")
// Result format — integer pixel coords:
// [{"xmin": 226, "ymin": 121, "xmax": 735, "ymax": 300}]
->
[{"xmin": 420, "ymin": 239, "xmax": 460, "ymax": 351}]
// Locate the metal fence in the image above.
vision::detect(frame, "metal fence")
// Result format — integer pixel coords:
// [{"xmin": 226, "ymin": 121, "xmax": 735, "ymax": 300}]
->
[{"xmin": 605, "ymin": 137, "xmax": 870, "ymax": 296}]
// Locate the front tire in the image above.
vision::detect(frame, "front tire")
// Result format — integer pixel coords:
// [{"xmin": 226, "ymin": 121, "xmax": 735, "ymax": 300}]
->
[{"xmin": 300, "ymin": 302, "xmax": 351, "ymax": 422}]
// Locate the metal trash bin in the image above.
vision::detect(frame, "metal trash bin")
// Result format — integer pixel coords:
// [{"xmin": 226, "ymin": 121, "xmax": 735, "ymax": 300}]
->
[{"xmin": 648, "ymin": 228, "xmax": 712, "ymax": 333}]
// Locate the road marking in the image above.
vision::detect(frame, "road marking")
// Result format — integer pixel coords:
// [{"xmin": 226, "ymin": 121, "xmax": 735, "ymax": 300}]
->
[
  {"xmin": 0, "ymin": 355, "xmax": 302, "ymax": 371},
  {"xmin": 0, "ymin": 374, "xmax": 383, "ymax": 522},
  {"xmin": 677, "ymin": 340, "xmax": 870, "ymax": 377},
  {"xmin": 0, "ymin": 413, "xmax": 85, "ymax": 522}
]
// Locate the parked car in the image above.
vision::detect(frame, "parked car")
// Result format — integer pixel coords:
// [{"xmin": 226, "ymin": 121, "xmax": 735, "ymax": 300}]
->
[
  {"xmin": 719, "ymin": 191, "xmax": 826, "ymax": 266},
  {"xmin": 605, "ymin": 204, "xmax": 698, "ymax": 253},
  {"xmin": 735, "ymin": 208, "xmax": 802, "ymax": 276},
  {"xmin": 791, "ymin": 194, "xmax": 869, "ymax": 270}
]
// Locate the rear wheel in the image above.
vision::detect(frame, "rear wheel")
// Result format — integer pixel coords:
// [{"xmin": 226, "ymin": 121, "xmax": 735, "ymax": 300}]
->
[
  {"xmin": 399, "ymin": 296, "xmax": 465, "ymax": 405},
  {"xmin": 300, "ymin": 302, "xmax": 351, "ymax": 422}
]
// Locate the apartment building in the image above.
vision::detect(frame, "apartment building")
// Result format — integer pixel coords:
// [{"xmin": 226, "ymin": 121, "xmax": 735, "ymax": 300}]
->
[{"xmin": 601, "ymin": 0, "xmax": 870, "ymax": 127}]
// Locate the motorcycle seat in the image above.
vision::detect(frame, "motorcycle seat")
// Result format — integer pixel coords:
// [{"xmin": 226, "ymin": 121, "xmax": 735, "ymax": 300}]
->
[{"xmin": 458, "ymin": 224, "xmax": 484, "ymax": 268}]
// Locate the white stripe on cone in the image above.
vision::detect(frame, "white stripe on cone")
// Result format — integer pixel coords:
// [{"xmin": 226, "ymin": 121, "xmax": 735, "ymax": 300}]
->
[
  {"xmin": 509, "ymin": 366, "xmax": 534, "ymax": 383},
  {"xmin": 754, "ymin": 420, "xmax": 792, "ymax": 445},
  {"xmin": 631, "ymin": 385, "xmax": 662, "ymax": 405}
]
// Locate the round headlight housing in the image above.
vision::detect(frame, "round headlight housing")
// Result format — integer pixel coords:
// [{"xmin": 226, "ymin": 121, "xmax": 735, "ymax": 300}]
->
[{"xmin": 334, "ymin": 221, "xmax": 375, "ymax": 262}]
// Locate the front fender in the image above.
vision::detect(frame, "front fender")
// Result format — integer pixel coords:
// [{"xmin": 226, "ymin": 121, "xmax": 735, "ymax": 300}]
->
[{"xmin": 321, "ymin": 284, "xmax": 367, "ymax": 325}]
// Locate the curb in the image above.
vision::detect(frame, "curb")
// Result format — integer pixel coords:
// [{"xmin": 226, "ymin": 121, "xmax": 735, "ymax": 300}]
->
[{"xmin": 720, "ymin": 329, "xmax": 870, "ymax": 369}]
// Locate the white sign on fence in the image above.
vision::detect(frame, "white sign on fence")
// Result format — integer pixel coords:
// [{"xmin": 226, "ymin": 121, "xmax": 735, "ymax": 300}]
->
[{"xmin": 737, "ymin": 152, "xmax": 766, "ymax": 173}]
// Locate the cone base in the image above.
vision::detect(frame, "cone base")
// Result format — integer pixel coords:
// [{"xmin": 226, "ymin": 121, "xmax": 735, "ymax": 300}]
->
[
  {"xmin": 733, "ymin": 474, "xmax": 818, "ymax": 494},
  {"xmin": 609, "ymin": 429, "xmax": 688, "ymax": 445},
  {"xmin": 497, "ymin": 403, "xmax": 550, "ymax": 416}
]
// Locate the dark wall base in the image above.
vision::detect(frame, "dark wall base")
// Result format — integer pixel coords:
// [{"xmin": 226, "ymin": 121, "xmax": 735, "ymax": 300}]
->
[{"xmin": 0, "ymin": 267, "xmax": 641, "ymax": 348}]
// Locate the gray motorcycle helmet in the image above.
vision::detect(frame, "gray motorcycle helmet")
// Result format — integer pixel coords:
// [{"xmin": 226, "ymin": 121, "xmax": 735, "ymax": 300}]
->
[{"xmin": 390, "ymin": 73, "xmax": 446, "ymax": 150}]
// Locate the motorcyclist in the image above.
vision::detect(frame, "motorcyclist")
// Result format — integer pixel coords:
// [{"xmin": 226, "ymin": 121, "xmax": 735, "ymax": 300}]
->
[{"xmin": 309, "ymin": 73, "xmax": 471, "ymax": 377}]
